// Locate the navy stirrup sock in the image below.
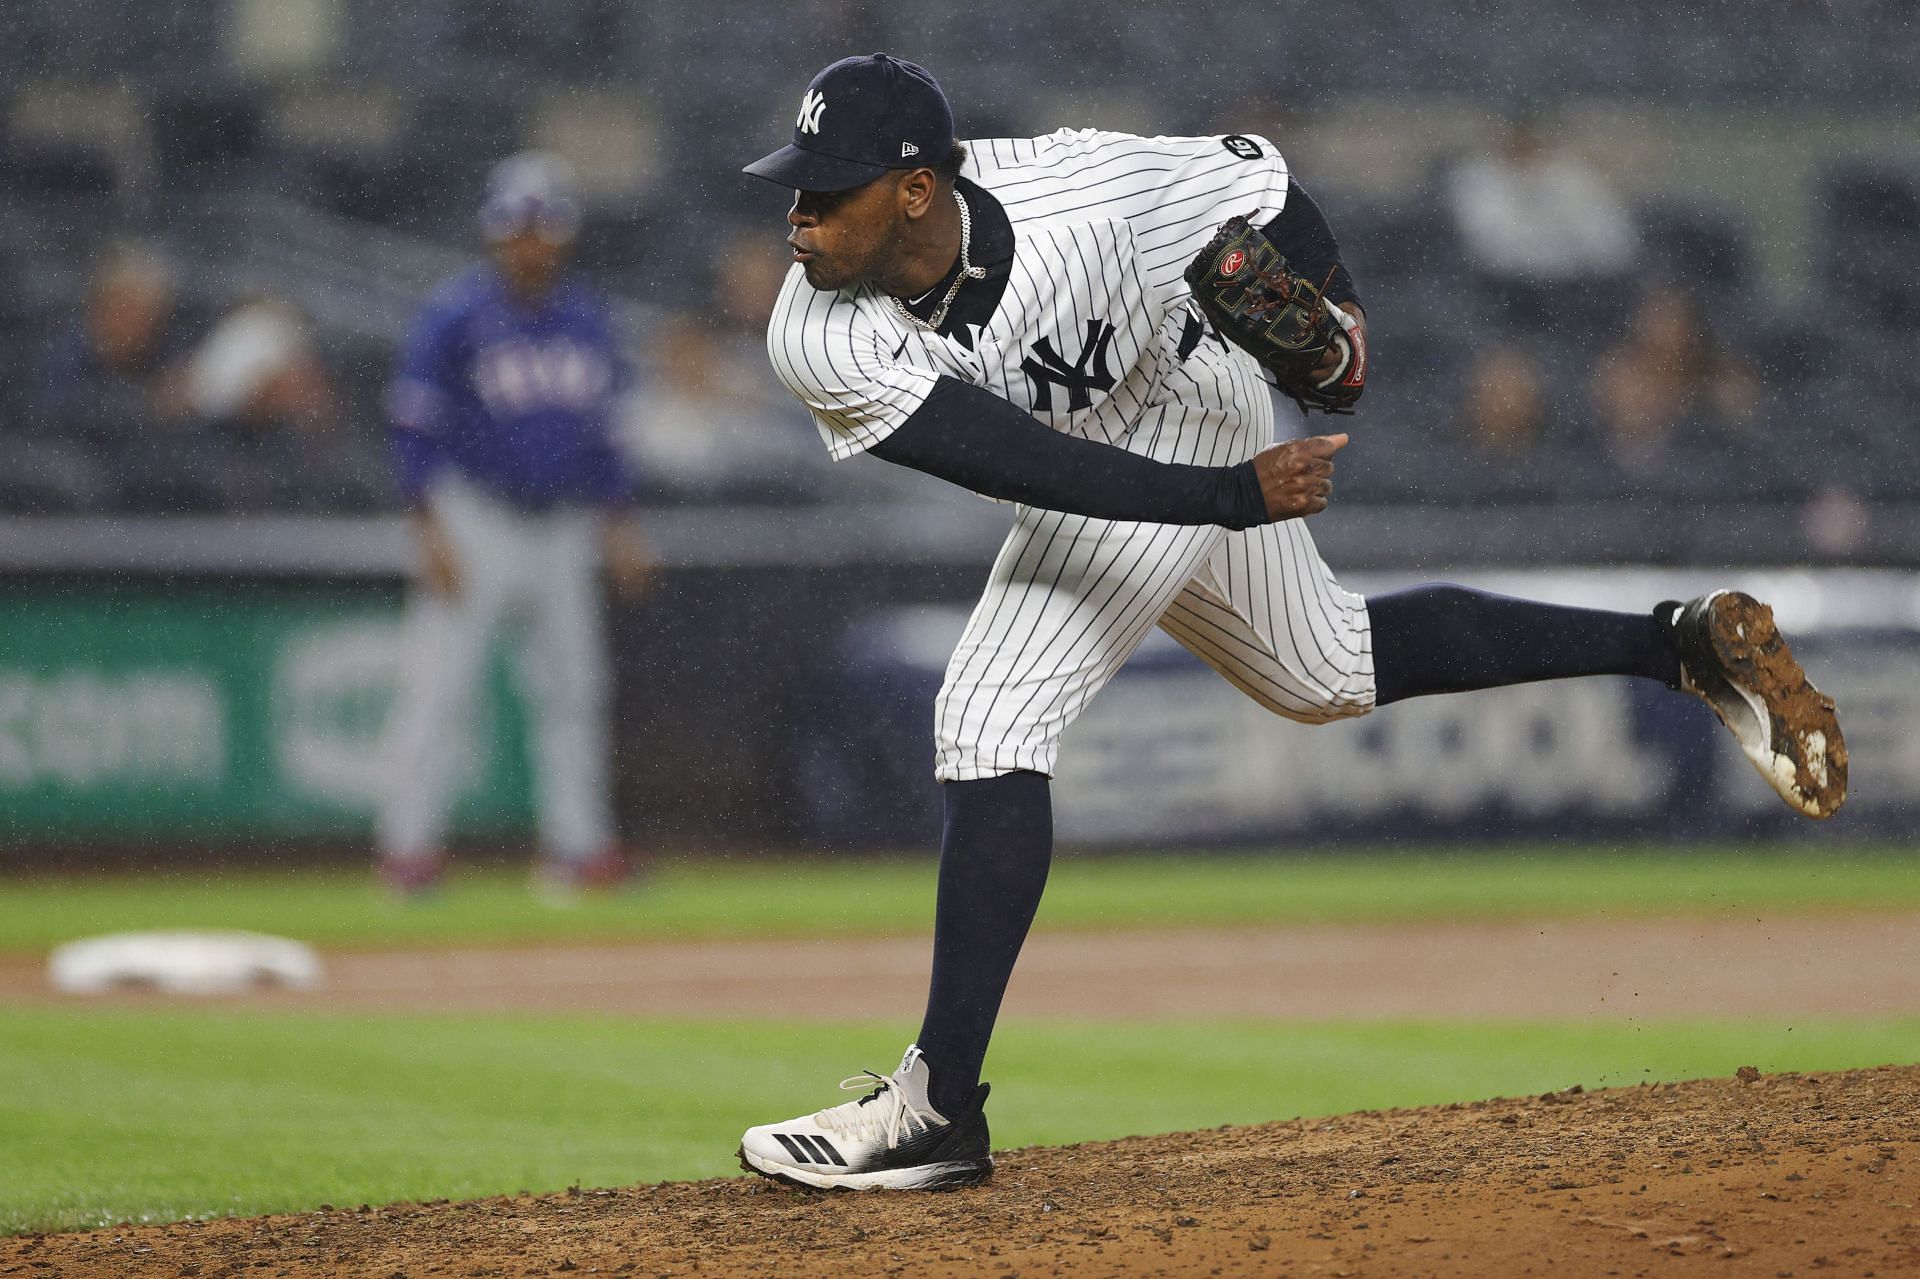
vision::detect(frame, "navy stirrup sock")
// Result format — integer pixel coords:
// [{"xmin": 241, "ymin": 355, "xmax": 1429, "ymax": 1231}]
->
[
  {"xmin": 915, "ymin": 771, "xmax": 1053, "ymax": 1118},
  {"xmin": 1369, "ymin": 583, "xmax": 1681, "ymax": 707}
]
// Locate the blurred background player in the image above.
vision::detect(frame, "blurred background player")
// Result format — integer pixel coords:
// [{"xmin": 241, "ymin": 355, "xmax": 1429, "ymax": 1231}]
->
[{"xmin": 376, "ymin": 152, "xmax": 653, "ymax": 900}]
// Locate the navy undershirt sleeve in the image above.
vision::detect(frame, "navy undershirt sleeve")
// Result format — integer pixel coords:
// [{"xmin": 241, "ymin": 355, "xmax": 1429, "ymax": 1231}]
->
[
  {"xmin": 868, "ymin": 376, "xmax": 1270, "ymax": 529},
  {"xmin": 1261, "ymin": 178, "xmax": 1362, "ymax": 312}
]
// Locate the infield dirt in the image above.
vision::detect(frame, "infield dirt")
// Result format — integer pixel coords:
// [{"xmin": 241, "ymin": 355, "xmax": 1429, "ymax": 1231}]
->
[
  {"xmin": 14, "ymin": 1064, "xmax": 1920, "ymax": 1278},
  {"xmin": 10, "ymin": 913, "xmax": 1920, "ymax": 1019}
]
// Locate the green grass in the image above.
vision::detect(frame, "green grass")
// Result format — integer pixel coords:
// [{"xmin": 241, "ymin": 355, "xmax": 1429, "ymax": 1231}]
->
[
  {"xmin": 1, "ymin": 1007, "xmax": 1913, "ymax": 1234},
  {"xmin": 2, "ymin": 845, "xmax": 1917, "ymax": 955},
  {"xmin": 4, "ymin": 849, "xmax": 1914, "ymax": 1234}
]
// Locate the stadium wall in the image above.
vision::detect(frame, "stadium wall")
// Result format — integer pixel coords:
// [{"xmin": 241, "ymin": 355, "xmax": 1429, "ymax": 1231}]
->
[{"xmin": 0, "ymin": 514, "xmax": 1913, "ymax": 860}]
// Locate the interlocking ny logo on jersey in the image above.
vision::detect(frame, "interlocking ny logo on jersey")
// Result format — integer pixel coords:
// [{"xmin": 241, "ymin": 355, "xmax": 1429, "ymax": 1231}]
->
[
  {"xmin": 1021, "ymin": 319, "xmax": 1118, "ymax": 412},
  {"xmin": 796, "ymin": 90, "xmax": 826, "ymax": 134}
]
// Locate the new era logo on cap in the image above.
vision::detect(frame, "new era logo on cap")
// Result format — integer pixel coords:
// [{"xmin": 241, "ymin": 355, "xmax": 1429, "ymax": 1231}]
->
[{"xmin": 744, "ymin": 53, "xmax": 955, "ymax": 193}]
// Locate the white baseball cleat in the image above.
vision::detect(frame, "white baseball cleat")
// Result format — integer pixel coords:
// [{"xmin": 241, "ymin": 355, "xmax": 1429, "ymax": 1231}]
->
[
  {"xmin": 738, "ymin": 1046, "xmax": 993, "ymax": 1191},
  {"xmin": 1659, "ymin": 590, "xmax": 1848, "ymax": 819}
]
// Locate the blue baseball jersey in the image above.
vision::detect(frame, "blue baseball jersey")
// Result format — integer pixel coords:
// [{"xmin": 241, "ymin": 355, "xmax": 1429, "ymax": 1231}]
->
[{"xmin": 387, "ymin": 266, "xmax": 633, "ymax": 508}]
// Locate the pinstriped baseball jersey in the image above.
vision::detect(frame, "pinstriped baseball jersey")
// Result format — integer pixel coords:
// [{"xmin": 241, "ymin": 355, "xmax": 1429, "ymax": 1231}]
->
[
  {"xmin": 767, "ymin": 128, "xmax": 1291, "ymax": 466},
  {"xmin": 764, "ymin": 128, "xmax": 1375, "ymax": 783}
]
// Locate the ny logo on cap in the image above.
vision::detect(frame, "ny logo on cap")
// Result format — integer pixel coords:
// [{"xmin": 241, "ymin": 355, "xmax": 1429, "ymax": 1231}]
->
[{"xmin": 796, "ymin": 90, "xmax": 826, "ymax": 134}]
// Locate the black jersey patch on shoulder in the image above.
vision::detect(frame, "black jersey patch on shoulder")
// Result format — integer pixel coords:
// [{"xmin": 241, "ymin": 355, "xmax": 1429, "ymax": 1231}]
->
[{"xmin": 1220, "ymin": 135, "xmax": 1263, "ymax": 160}]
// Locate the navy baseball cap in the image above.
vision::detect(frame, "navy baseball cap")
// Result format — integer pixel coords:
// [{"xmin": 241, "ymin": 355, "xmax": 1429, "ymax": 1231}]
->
[
  {"xmin": 479, "ymin": 152, "xmax": 582, "ymax": 243},
  {"xmin": 743, "ymin": 54, "xmax": 954, "ymax": 192}
]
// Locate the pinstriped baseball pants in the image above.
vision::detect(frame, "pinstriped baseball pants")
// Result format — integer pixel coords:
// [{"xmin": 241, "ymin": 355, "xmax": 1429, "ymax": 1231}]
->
[{"xmin": 933, "ymin": 506, "xmax": 1376, "ymax": 782}]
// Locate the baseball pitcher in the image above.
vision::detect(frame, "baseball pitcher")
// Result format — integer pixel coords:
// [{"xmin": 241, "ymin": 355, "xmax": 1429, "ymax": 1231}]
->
[{"xmin": 735, "ymin": 55, "xmax": 1846, "ymax": 1190}]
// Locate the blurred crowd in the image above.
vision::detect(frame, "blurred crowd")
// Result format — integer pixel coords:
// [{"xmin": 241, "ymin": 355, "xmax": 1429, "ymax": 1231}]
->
[
  {"xmin": 2, "ymin": 241, "xmax": 377, "ymax": 514},
  {"xmin": 1433, "ymin": 115, "xmax": 1772, "ymax": 505},
  {"xmin": 1319, "ymin": 108, "xmax": 1919, "ymax": 561},
  {"xmin": 0, "ymin": 0, "xmax": 1915, "ymax": 554},
  {"xmin": 0, "ymin": 220, "xmax": 858, "ymax": 517}
]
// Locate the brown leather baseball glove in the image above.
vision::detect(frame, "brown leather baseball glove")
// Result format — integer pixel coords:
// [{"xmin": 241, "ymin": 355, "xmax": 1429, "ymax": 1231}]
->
[{"xmin": 1184, "ymin": 214, "xmax": 1367, "ymax": 415}]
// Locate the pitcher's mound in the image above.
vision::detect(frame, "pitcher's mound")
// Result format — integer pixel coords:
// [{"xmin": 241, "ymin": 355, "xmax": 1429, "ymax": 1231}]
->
[{"xmin": 18, "ymin": 1065, "xmax": 1920, "ymax": 1277}]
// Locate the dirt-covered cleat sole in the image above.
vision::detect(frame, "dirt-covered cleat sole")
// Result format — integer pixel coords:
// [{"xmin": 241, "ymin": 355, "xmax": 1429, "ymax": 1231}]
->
[
  {"xmin": 1663, "ymin": 590, "xmax": 1848, "ymax": 819},
  {"xmin": 737, "ymin": 1145, "xmax": 993, "ymax": 1192}
]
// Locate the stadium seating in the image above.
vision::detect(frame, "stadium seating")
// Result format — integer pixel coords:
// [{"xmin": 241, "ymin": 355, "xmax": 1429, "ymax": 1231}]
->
[{"xmin": 0, "ymin": 0, "xmax": 1913, "ymax": 543}]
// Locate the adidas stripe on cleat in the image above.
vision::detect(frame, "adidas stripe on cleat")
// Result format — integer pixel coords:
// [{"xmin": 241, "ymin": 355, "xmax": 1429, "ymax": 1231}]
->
[
  {"xmin": 738, "ymin": 1046, "xmax": 994, "ymax": 1191},
  {"xmin": 770, "ymin": 1132, "xmax": 848, "ymax": 1167}
]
